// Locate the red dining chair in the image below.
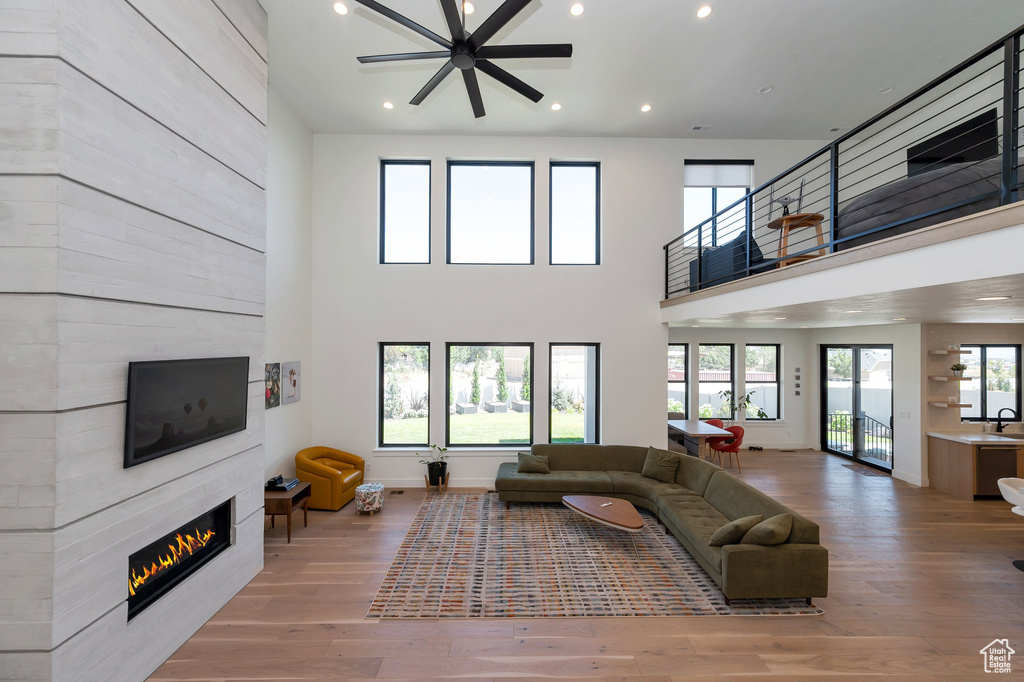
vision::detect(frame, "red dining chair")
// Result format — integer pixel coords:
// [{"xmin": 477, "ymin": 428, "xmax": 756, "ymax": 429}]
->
[{"xmin": 710, "ymin": 425, "xmax": 745, "ymax": 472}]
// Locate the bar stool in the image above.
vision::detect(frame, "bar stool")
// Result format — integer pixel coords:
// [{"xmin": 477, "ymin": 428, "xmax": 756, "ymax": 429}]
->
[{"xmin": 766, "ymin": 212, "xmax": 826, "ymax": 267}]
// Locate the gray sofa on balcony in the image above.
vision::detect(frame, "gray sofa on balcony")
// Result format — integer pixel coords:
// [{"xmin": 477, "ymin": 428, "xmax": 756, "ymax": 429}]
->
[
  {"xmin": 495, "ymin": 444, "xmax": 829, "ymax": 603},
  {"xmin": 687, "ymin": 232, "xmax": 772, "ymax": 291}
]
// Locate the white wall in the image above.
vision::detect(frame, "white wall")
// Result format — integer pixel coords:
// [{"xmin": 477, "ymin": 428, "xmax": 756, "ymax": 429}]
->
[
  {"xmin": 310, "ymin": 134, "xmax": 822, "ymax": 487},
  {"xmin": 265, "ymin": 88, "xmax": 314, "ymax": 479}
]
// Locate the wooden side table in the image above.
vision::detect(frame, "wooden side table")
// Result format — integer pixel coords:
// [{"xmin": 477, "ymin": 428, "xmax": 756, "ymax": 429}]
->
[
  {"xmin": 766, "ymin": 212, "xmax": 826, "ymax": 267},
  {"xmin": 264, "ymin": 481, "xmax": 311, "ymax": 543}
]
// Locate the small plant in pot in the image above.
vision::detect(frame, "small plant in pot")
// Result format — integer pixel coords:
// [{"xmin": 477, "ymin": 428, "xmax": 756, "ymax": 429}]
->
[
  {"xmin": 718, "ymin": 389, "xmax": 769, "ymax": 423},
  {"xmin": 418, "ymin": 444, "xmax": 448, "ymax": 486},
  {"xmin": 951, "ymin": 363, "xmax": 967, "ymax": 378}
]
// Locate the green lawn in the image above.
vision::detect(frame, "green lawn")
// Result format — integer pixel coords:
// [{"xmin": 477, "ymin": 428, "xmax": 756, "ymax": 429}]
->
[{"xmin": 382, "ymin": 410, "xmax": 586, "ymax": 444}]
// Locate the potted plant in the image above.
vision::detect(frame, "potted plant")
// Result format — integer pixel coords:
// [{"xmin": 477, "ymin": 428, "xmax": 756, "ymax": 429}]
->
[
  {"xmin": 951, "ymin": 363, "xmax": 967, "ymax": 378},
  {"xmin": 418, "ymin": 444, "xmax": 448, "ymax": 486},
  {"xmin": 718, "ymin": 389, "xmax": 769, "ymax": 423}
]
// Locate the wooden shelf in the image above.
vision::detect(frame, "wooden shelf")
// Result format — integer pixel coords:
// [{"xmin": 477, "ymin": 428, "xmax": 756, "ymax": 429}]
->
[
  {"xmin": 928, "ymin": 375, "xmax": 973, "ymax": 382},
  {"xmin": 928, "ymin": 349, "xmax": 972, "ymax": 356},
  {"xmin": 929, "ymin": 402, "xmax": 972, "ymax": 408}
]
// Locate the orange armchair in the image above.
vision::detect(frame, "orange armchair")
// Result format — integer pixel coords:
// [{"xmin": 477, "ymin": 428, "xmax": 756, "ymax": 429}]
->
[{"xmin": 295, "ymin": 447, "xmax": 365, "ymax": 511}]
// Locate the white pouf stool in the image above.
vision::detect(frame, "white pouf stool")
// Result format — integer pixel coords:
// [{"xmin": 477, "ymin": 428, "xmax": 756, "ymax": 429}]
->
[
  {"xmin": 997, "ymin": 477, "xmax": 1024, "ymax": 571},
  {"xmin": 355, "ymin": 482, "xmax": 384, "ymax": 516}
]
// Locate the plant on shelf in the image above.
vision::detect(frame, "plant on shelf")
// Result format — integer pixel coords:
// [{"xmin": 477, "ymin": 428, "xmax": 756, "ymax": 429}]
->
[
  {"xmin": 417, "ymin": 443, "xmax": 448, "ymax": 486},
  {"xmin": 950, "ymin": 362, "xmax": 967, "ymax": 378},
  {"xmin": 719, "ymin": 389, "xmax": 769, "ymax": 422}
]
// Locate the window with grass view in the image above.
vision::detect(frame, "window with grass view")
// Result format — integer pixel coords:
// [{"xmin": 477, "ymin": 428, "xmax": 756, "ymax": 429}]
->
[
  {"xmin": 960, "ymin": 345, "xmax": 1021, "ymax": 421},
  {"xmin": 447, "ymin": 344, "xmax": 533, "ymax": 446},
  {"xmin": 550, "ymin": 344, "xmax": 599, "ymax": 443},
  {"xmin": 550, "ymin": 162, "xmax": 599, "ymax": 264},
  {"xmin": 380, "ymin": 161, "xmax": 430, "ymax": 263},
  {"xmin": 698, "ymin": 344, "xmax": 734, "ymax": 419},
  {"xmin": 667, "ymin": 344, "xmax": 687, "ymax": 417},
  {"xmin": 448, "ymin": 162, "xmax": 534, "ymax": 264},
  {"xmin": 745, "ymin": 344, "xmax": 780, "ymax": 419},
  {"xmin": 379, "ymin": 344, "xmax": 430, "ymax": 446}
]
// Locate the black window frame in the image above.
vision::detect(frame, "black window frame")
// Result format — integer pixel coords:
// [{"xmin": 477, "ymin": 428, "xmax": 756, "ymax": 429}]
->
[
  {"xmin": 683, "ymin": 159, "xmax": 754, "ymax": 248},
  {"xmin": 667, "ymin": 343, "xmax": 688, "ymax": 418},
  {"xmin": 378, "ymin": 342, "xmax": 431, "ymax": 448},
  {"xmin": 744, "ymin": 343, "xmax": 781, "ymax": 421},
  {"xmin": 446, "ymin": 161, "xmax": 536, "ymax": 265},
  {"xmin": 379, "ymin": 160, "xmax": 431, "ymax": 265},
  {"xmin": 549, "ymin": 161, "xmax": 601, "ymax": 265},
  {"xmin": 698, "ymin": 343, "xmax": 735, "ymax": 420},
  {"xmin": 548, "ymin": 343, "xmax": 601, "ymax": 444},
  {"xmin": 445, "ymin": 342, "xmax": 535, "ymax": 447},
  {"xmin": 960, "ymin": 344, "xmax": 1022, "ymax": 422}
]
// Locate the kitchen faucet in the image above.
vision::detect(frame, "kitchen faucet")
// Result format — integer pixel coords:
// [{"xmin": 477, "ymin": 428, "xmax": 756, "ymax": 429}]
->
[{"xmin": 996, "ymin": 407, "xmax": 1019, "ymax": 433}]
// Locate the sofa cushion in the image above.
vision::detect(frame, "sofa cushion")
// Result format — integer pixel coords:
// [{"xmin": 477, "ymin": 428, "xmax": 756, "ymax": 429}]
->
[
  {"xmin": 673, "ymin": 451, "xmax": 722, "ymax": 495},
  {"xmin": 702, "ymin": 472, "xmax": 819, "ymax": 543},
  {"xmin": 607, "ymin": 471, "xmax": 697, "ymax": 502},
  {"xmin": 495, "ymin": 461, "xmax": 613, "ymax": 494},
  {"xmin": 709, "ymin": 514, "xmax": 763, "ymax": 547},
  {"xmin": 741, "ymin": 514, "xmax": 793, "ymax": 546},
  {"xmin": 517, "ymin": 453, "xmax": 550, "ymax": 474},
  {"xmin": 641, "ymin": 448, "xmax": 679, "ymax": 482},
  {"xmin": 658, "ymin": 495, "xmax": 729, "ymax": 552},
  {"xmin": 598, "ymin": 445, "xmax": 650, "ymax": 473},
  {"xmin": 530, "ymin": 444, "xmax": 605, "ymax": 472}
]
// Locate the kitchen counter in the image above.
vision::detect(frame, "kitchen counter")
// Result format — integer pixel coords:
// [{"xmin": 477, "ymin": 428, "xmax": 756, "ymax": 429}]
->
[
  {"xmin": 927, "ymin": 434, "xmax": 1023, "ymax": 499},
  {"xmin": 926, "ymin": 431, "xmax": 1024, "ymax": 445}
]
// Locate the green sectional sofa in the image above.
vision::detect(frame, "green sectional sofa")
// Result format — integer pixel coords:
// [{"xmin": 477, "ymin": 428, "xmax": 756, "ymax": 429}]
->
[{"xmin": 494, "ymin": 443, "xmax": 828, "ymax": 603}]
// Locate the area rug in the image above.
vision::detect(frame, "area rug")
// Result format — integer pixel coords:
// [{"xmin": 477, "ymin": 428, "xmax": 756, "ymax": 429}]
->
[{"xmin": 367, "ymin": 493, "xmax": 822, "ymax": 618}]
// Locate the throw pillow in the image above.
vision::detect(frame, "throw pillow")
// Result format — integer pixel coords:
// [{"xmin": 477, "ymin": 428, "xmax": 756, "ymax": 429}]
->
[
  {"xmin": 641, "ymin": 447, "xmax": 679, "ymax": 483},
  {"xmin": 708, "ymin": 515, "xmax": 764, "ymax": 547},
  {"xmin": 517, "ymin": 452, "xmax": 550, "ymax": 474},
  {"xmin": 741, "ymin": 513, "xmax": 793, "ymax": 546}
]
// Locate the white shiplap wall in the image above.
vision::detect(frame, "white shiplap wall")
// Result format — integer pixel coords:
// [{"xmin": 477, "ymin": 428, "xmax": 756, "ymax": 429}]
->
[{"xmin": 0, "ymin": 1, "xmax": 267, "ymax": 679}]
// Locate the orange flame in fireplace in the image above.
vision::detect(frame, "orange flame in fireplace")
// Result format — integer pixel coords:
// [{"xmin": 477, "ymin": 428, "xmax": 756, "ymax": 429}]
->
[{"xmin": 128, "ymin": 527, "xmax": 216, "ymax": 597}]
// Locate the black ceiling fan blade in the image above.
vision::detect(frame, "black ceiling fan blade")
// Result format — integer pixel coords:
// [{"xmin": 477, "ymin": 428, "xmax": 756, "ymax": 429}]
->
[
  {"xmin": 462, "ymin": 68, "xmax": 486, "ymax": 118},
  {"xmin": 467, "ymin": 0, "xmax": 532, "ymax": 50},
  {"xmin": 357, "ymin": 51, "xmax": 451, "ymax": 64},
  {"xmin": 351, "ymin": 0, "xmax": 452, "ymax": 48},
  {"xmin": 475, "ymin": 44, "xmax": 573, "ymax": 60},
  {"xmin": 439, "ymin": 0, "xmax": 467, "ymax": 42},
  {"xmin": 410, "ymin": 61, "xmax": 456, "ymax": 105},
  {"xmin": 476, "ymin": 59, "xmax": 542, "ymax": 103}
]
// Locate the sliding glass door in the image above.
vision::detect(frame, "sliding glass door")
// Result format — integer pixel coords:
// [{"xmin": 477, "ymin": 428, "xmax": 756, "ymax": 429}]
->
[{"xmin": 821, "ymin": 345, "xmax": 893, "ymax": 471}]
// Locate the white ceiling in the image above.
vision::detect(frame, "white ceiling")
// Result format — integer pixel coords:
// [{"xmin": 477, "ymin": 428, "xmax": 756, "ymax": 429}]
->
[{"xmin": 264, "ymin": 0, "xmax": 1024, "ymax": 138}]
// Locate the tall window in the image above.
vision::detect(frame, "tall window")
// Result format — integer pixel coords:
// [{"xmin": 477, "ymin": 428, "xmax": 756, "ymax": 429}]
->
[
  {"xmin": 379, "ymin": 344, "xmax": 430, "ymax": 446},
  {"xmin": 550, "ymin": 162, "xmax": 600, "ymax": 265},
  {"xmin": 961, "ymin": 345, "xmax": 1021, "ymax": 421},
  {"xmin": 550, "ymin": 344, "xmax": 600, "ymax": 443},
  {"xmin": 380, "ymin": 161, "xmax": 430, "ymax": 264},
  {"xmin": 698, "ymin": 344, "xmax": 734, "ymax": 419},
  {"xmin": 447, "ymin": 343, "xmax": 533, "ymax": 446},
  {"xmin": 448, "ymin": 162, "xmax": 534, "ymax": 264},
  {"xmin": 667, "ymin": 344, "xmax": 687, "ymax": 417},
  {"xmin": 745, "ymin": 344, "xmax": 780, "ymax": 420},
  {"xmin": 683, "ymin": 161, "xmax": 753, "ymax": 247}
]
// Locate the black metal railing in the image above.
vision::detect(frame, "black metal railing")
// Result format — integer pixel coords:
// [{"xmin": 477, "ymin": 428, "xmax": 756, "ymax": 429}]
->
[
  {"xmin": 665, "ymin": 24, "xmax": 1023, "ymax": 298},
  {"xmin": 826, "ymin": 412, "xmax": 893, "ymax": 466},
  {"xmin": 862, "ymin": 415, "xmax": 894, "ymax": 466},
  {"xmin": 826, "ymin": 412, "xmax": 854, "ymax": 454}
]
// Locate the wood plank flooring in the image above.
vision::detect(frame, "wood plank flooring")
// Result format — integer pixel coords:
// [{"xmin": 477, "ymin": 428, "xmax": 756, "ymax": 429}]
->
[{"xmin": 150, "ymin": 451, "xmax": 1024, "ymax": 680}]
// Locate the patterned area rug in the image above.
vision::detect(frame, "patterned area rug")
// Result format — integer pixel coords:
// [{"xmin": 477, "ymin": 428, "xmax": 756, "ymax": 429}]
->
[{"xmin": 367, "ymin": 493, "xmax": 823, "ymax": 618}]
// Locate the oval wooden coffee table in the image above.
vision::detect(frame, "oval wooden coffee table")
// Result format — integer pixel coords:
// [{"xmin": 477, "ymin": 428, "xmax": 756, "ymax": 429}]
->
[{"xmin": 562, "ymin": 495, "xmax": 644, "ymax": 559}]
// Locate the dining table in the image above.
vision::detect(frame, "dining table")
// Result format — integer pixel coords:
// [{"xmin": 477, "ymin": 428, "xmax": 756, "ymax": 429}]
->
[{"xmin": 667, "ymin": 419, "xmax": 733, "ymax": 461}]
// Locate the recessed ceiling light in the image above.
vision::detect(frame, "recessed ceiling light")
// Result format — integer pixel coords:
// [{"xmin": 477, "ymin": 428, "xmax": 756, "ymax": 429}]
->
[
  {"xmin": 800, "ymin": 325, "xmax": 809, "ymax": 328},
  {"xmin": 773, "ymin": 317, "xmax": 787, "ymax": 320},
  {"xmin": 845, "ymin": 310, "xmax": 863, "ymax": 314},
  {"xmin": 640, "ymin": 103, "xmax": 652, "ymax": 113},
  {"xmin": 758, "ymin": 85, "xmax": 774, "ymax": 94},
  {"xmin": 976, "ymin": 296, "xmax": 1011, "ymax": 301},
  {"xmin": 570, "ymin": 3, "xmax": 585, "ymax": 16},
  {"xmin": 892, "ymin": 317, "xmax": 907, "ymax": 321},
  {"xmin": 879, "ymin": 86, "xmax": 895, "ymax": 94},
  {"xmin": 382, "ymin": 101, "xmax": 394, "ymax": 109},
  {"xmin": 333, "ymin": 2, "xmax": 348, "ymax": 15},
  {"xmin": 696, "ymin": 5, "xmax": 712, "ymax": 18},
  {"xmin": 691, "ymin": 325, "xmax": 700, "ymax": 328},
  {"xmin": 463, "ymin": 1, "xmax": 474, "ymax": 14},
  {"xmin": 1014, "ymin": 318, "xmax": 1024, "ymax": 321},
  {"xmin": 550, "ymin": 102, "xmax": 561, "ymax": 111}
]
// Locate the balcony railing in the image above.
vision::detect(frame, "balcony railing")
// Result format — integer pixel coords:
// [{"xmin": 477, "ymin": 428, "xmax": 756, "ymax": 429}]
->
[
  {"xmin": 665, "ymin": 24, "xmax": 1023, "ymax": 299},
  {"xmin": 826, "ymin": 412, "xmax": 893, "ymax": 466}
]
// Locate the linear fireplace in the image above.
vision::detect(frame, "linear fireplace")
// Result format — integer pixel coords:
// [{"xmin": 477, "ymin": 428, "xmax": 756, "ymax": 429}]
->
[{"xmin": 127, "ymin": 499, "xmax": 232, "ymax": 620}]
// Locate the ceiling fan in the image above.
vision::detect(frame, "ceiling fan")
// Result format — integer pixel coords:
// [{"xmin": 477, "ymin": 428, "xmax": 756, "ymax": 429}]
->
[{"xmin": 353, "ymin": 0, "xmax": 573, "ymax": 118}]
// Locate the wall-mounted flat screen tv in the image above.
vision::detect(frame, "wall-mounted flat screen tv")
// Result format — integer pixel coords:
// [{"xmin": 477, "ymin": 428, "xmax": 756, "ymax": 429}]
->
[
  {"xmin": 906, "ymin": 108, "xmax": 998, "ymax": 177},
  {"xmin": 124, "ymin": 356, "xmax": 250, "ymax": 468}
]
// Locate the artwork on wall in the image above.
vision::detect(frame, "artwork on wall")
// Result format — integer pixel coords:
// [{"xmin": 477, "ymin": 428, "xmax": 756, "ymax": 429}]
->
[
  {"xmin": 265, "ymin": 363, "xmax": 281, "ymax": 409},
  {"xmin": 282, "ymin": 361, "xmax": 301, "ymax": 405}
]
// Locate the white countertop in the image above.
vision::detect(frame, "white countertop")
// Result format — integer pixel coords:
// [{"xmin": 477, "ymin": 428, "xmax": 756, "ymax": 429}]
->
[{"xmin": 926, "ymin": 431, "xmax": 1024, "ymax": 445}]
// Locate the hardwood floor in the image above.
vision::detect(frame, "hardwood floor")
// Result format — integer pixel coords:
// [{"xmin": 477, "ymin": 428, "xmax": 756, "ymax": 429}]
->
[{"xmin": 150, "ymin": 450, "xmax": 1024, "ymax": 680}]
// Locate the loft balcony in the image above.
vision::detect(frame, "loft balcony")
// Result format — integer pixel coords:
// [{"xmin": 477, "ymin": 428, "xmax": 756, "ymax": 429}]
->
[{"xmin": 662, "ymin": 24, "xmax": 1024, "ymax": 318}]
